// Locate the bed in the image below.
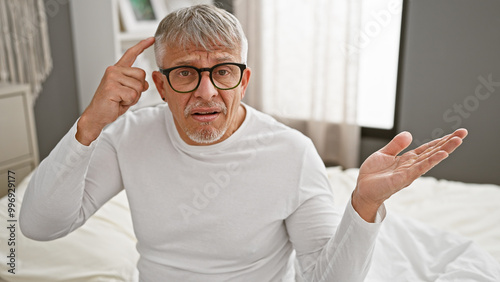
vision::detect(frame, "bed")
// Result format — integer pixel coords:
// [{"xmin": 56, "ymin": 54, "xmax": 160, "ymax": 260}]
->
[{"xmin": 1, "ymin": 167, "xmax": 499, "ymax": 281}]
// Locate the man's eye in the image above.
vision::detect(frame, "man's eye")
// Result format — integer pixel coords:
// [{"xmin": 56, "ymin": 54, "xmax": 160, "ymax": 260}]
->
[
  {"xmin": 173, "ymin": 67, "xmax": 196, "ymax": 78},
  {"xmin": 179, "ymin": 70, "xmax": 191, "ymax": 77},
  {"xmin": 216, "ymin": 70, "xmax": 229, "ymax": 76}
]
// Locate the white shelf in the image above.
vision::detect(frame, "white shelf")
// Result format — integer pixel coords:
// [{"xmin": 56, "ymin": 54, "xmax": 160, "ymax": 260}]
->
[{"xmin": 0, "ymin": 83, "xmax": 39, "ymax": 197}]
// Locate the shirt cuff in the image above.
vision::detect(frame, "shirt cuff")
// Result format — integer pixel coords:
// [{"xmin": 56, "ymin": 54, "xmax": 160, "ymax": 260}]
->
[{"xmin": 46, "ymin": 119, "xmax": 101, "ymax": 169}]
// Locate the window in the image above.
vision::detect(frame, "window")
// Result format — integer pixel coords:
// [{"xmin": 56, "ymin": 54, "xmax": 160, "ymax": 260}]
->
[
  {"xmin": 356, "ymin": 0, "xmax": 403, "ymax": 130},
  {"xmin": 236, "ymin": 0, "xmax": 403, "ymax": 131}
]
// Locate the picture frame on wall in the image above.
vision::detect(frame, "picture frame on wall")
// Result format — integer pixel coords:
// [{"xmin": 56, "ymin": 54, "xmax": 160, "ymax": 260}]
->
[{"xmin": 118, "ymin": 0, "xmax": 168, "ymax": 32}]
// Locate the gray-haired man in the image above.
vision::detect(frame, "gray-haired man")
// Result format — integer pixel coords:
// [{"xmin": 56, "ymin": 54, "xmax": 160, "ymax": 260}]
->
[{"xmin": 20, "ymin": 5, "xmax": 466, "ymax": 281}]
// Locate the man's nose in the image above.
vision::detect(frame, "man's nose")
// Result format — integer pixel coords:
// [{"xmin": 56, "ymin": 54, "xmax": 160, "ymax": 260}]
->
[{"xmin": 194, "ymin": 72, "xmax": 218, "ymax": 100}]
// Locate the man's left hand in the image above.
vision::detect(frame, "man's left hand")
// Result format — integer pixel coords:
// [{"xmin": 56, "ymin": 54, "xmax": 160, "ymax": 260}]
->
[{"xmin": 352, "ymin": 128, "xmax": 468, "ymax": 222}]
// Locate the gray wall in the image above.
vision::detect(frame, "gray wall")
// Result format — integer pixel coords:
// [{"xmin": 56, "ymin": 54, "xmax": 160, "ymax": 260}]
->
[
  {"xmin": 34, "ymin": 0, "xmax": 80, "ymax": 160},
  {"xmin": 395, "ymin": 0, "xmax": 500, "ymax": 184}
]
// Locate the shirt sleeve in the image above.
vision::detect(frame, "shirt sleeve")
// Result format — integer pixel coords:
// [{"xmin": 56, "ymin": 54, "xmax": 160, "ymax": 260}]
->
[
  {"xmin": 19, "ymin": 120, "xmax": 124, "ymax": 241},
  {"xmin": 285, "ymin": 141, "xmax": 386, "ymax": 282}
]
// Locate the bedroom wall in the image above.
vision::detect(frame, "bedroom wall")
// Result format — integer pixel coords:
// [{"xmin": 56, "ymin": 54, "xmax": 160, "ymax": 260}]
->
[
  {"xmin": 34, "ymin": 0, "xmax": 80, "ymax": 160},
  {"xmin": 365, "ymin": 0, "xmax": 500, "ymax": 185}
]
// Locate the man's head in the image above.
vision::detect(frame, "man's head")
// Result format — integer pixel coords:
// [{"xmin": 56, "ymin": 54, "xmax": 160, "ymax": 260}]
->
[
  {"xmin": 152, "ymin": 4, "xmax": 251, "ymax": 146},
  {"xmin": 153, "ymin": 4, "xmax": 248, "ymax": 66}
]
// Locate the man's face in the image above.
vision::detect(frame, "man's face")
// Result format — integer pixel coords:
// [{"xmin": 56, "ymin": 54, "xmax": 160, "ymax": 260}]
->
[{"xmin": 153, "ymin": 44, "xmax": 251, "ymax": 145}]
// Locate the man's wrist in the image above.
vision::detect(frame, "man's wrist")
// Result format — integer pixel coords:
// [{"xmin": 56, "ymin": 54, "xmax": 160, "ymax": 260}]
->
[
  {"xmin": 76, "ymin": 114, "xmax": 104, "ymax": 146},
  {"xmin": 351, "ymin": 189, "xmax": 382, "ymax": 223}
]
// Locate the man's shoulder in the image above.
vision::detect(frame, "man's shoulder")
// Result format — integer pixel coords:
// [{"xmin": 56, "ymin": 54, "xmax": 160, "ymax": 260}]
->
[
  {"xmin": 246, "ymin": 106, "xmax": 313, "ymax": 147},
  {"xmin": 126, "ymin": 103, "xmax": 168, "ymax": 122},
  {"xmin": 104, "ymin": 103, "xmax": 168, "ymax": 135}
]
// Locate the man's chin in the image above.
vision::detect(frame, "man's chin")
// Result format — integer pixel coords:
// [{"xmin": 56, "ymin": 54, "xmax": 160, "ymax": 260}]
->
[{"xmin": 186, "ymin": 127, "xmax": 226, "ymax": 145}]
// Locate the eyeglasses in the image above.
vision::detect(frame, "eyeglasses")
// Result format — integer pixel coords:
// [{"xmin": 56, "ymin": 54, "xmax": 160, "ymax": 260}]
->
[{"xmin": 159, "ymin": 63, "xmax": 247, "ymax": 93}]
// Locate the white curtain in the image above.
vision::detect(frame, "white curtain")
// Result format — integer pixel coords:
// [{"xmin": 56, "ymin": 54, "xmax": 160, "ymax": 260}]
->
[
  {"xmin": 235, "ymin": 0, "xmax": 362, "ymax": 168},
  {"xmin": 0, "ymin": 0, "xmax": 52, "ymax": 100}
]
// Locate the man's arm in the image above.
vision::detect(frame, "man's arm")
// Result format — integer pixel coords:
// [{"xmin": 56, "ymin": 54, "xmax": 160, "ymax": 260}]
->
[
  {"xmin": 288, "ymin": 130, "xmax": 467, "ymax": 281},
  {"xmin": 19, "ymin": 122, "xmax": 124, "ymax": 240},
  {"xmin": 286, "ymin": 141, "xmax": 384, "ymax": 282},
  {"xmin": 76, "ymin": 37, "xmax": 154, "ymax": 145},
  {"xmin": 19, "ymin": 38, "xmax": 155, "ymax": 240}
]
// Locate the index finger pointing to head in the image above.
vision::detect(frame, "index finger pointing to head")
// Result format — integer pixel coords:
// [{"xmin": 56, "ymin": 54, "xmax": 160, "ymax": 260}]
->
[{"xmin": 116, "ymin": 37, "xmax": 155, "ymax": 67}]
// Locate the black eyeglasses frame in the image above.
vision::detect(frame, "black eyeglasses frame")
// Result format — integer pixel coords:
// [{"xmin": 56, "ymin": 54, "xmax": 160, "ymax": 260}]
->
[{"xmin": 159, "ymin": 62, "xmax": 247, "ymax": 93}]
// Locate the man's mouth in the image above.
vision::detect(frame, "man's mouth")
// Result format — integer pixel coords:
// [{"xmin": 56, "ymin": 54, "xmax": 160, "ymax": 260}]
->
[
  {"xmin": 184, "ymin": 101, "xmax": 228, "ymax": 123},
  {"xmin": 190, "ymin": 109, "xmax": 221, "ymax": 122},
  {"xmin": 193, "ymin": 111, "xmax": 219, "ymax": 115}
]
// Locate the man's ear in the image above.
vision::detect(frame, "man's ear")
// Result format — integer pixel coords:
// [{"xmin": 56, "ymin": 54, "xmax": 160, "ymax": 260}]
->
[
  {"xmin": 240, "ymin": 67, "xmax": 251, "ymax": 99},
  {"xmin": 152, "ymin": 70, "xmax": 167, "ymax": 101}
]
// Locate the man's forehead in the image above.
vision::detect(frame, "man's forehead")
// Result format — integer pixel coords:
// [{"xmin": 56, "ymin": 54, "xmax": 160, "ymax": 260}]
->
[{"xmin": 165, "ymin": 45, "xmax": 240, "ymax": 66}]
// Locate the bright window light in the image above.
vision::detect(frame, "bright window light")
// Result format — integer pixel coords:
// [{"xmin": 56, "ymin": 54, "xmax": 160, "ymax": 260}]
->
[{"xmin": 356, "ymin": 0, "xmax": 403, "ymax": 129}]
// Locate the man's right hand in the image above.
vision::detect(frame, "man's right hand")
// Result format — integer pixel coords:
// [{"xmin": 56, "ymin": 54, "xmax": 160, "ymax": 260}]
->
[{"xmin": 76, "ymin": 37, "xmax": 156, "ymax": 146}]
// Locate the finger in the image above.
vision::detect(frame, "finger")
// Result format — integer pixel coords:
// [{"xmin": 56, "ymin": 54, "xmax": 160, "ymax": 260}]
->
[
  {"xmin": 116, "ymin": 75, "xmax": 147, "ymax": 95},
  {"xmin": 413, "ymin": 128, "xmax": 468, "ymax": 155},
  {"xmin": 112, "ymin": 86, "xmax": 140, "ymax": 106},
  {"xmin": 121, "ymin": 66, "xmax": 147, "ymax": 80},
  {"xmin": 403, "ymin": 129, "xmax": 465, "ymax": 165},
  {"xmin": 115, "ymin": 37, "xmax": 155, "ymax": 67},
  {"xmin": 405, "ymin": 150, "xmax": 449, "ymax": 181},
  {"xmin": 379, "ymin": 131, "xmax": 412, "ymax": 156},
  {"xmin": 413, "ymin": 134, "xmax": 451, "ymax": 155},
  {"xmin": 123, "ymin": 79, "xmax": 150, "ymax": 106},
  {"xmin": 413, "ymin": 136, "xmax": 464, "ymax": 166},
  {"xmin": 453, "ymin": 128, "xmax": 468, "ymax": 139},
  {"xmin": 105, "ymin": 65, "xmax": 149, "ymax": 93},
  {"xmin": 431, "ymin": 135, "xmax": 464, "ymax": 155},
  {"xmin": 105, "ymin": 65, "xmax": 147, "ymax": 82},
  {"xmin": 119, "ymin": 67, "xmax": 149, "ymax": 90},
  {"xmin": 130, "ymin": 81, "xmax": 149, "ymax": 106}
]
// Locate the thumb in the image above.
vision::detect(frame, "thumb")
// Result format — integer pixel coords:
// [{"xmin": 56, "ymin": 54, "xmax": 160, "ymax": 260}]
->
[{"xmin": 379, "ymin": 131, "xmax": 412, "ymax": 156}]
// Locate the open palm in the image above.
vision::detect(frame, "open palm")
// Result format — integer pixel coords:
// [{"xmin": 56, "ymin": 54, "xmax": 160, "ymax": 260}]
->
[{"xmin": 352, "ymin": 129, "xmax": 468, "ymax": 221}]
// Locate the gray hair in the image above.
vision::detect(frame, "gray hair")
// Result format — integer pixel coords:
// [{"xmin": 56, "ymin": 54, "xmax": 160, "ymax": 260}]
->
[{"xmin": 154, "ymin": 4, "xmax": 248, "ymax": 67}]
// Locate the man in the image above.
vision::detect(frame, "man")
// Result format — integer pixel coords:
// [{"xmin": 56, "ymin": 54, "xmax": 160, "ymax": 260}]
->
[{"xmin": 20, "ymin": 4, "xmax": 467, "ymax": 281}]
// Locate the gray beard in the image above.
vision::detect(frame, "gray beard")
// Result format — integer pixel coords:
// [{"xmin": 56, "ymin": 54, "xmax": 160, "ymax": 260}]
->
[{"xmin": 185, "ymin": 123, "xmax": 229, "ymax": 144}]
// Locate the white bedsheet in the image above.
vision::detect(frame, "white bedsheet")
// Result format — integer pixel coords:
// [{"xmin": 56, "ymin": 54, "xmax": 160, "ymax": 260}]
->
[
  {"xmin": 327, "ymin": 167, "xmax": 500, "ymax": 281},
  {"xmin": 0, "ymin": 172, "xmax": 139, "ymax": 282},
  {"xmin": 1, "ymin": 168, "xmax": 499, "ymax": 281}
]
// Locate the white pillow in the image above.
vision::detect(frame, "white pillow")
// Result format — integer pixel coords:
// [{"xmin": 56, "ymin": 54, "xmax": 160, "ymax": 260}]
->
[{"xmin": 0, "ymin": 172, "xmax": 139, "ymax": 282}]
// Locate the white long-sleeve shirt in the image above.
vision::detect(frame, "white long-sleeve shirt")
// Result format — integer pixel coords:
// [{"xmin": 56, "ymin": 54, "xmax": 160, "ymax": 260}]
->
[{"xmin": 20, "ymin": 103, "xmax": 385, "ymax": 282}]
